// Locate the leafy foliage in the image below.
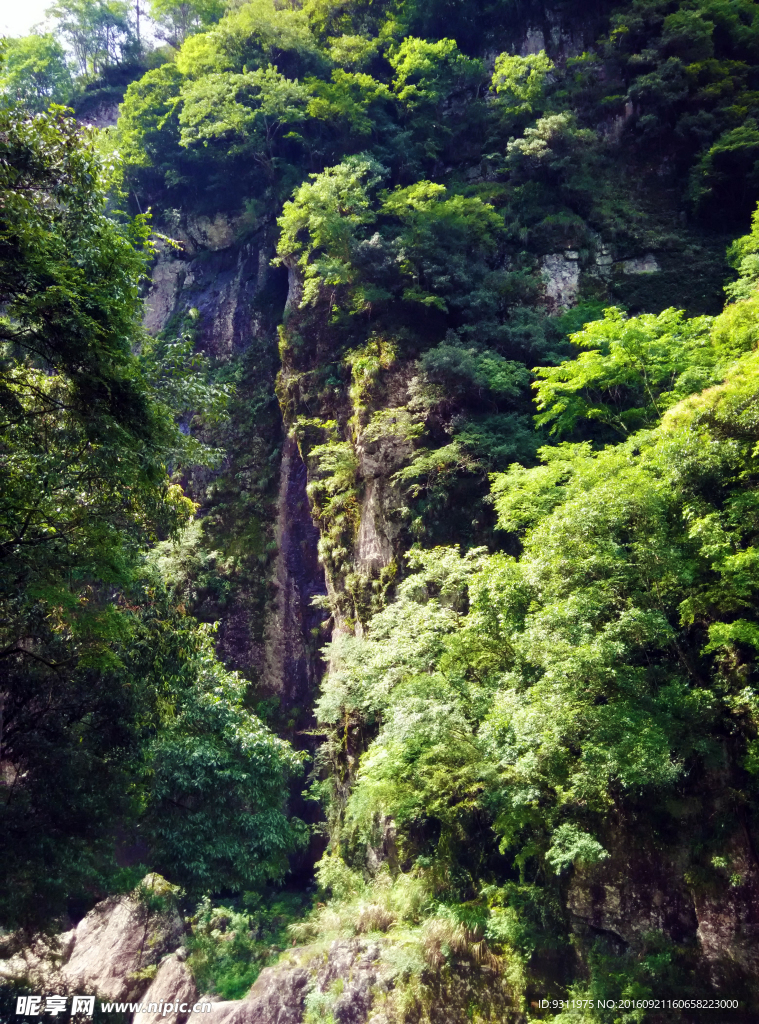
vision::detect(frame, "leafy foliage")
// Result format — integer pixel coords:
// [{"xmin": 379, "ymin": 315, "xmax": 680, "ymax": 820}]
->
[
  {"xmin": 0, "ymin": 103, "xmax": 301, "ymax": 928},
  {"xmin": 533, "ymin": 306, "xmax": 718, "ymax": 437},
  {"xmin": 186, "ymin": 891, "xmax": 311, "ymax": 999},
  {"xmin": 8, "ymin": 0, "xmax": 759, "ymax": 1011},
  {"xmin": 308, "ymin": 244, "xmax": 759, "ymax": 1009},
  {"xmin": 49, "ymin": 0, "xmax": 138, "ymax": 77},
  {"xmin": 492, "ymin": 49, "xmax": 554, "ymax": 118},
  {"xmin": 137, "ymin": 601, "xmax": 307, "ymax": 894},
  {"xmin": 148, "ymin": 0, "xmax": 227, "ymax": 49},
  {"xmin": 0, "ymin": 35, "xmax": 73, "ymax": 110}
]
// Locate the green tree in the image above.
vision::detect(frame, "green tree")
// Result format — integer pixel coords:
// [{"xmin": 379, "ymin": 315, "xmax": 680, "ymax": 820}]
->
[
  {"xmin": 381, "ymin": 181, "xmax": 504, "ymax": 313},
  {"xmin": 389, "ymin": 36, "xmax": 482, "ymax": 111},
  {"xmin": 178, "ymin": 65, "xmax": 310, "ymax": 173},
  {"xmin": 0, "ymin": 34, "xmax": 73, "ymax": 111},
  {"xmin": 0, "ymin": 104, "xmax": 302, "ymax": 928},
  {"xmin": 389, "ymin": 36, "xmax": 484, "ymax": 167},
  {"xmin": 0, "ymin": 104, "xmax": 178, "ymax": 926},
  {"xmin": 314, "ymin": 341, "xmax": 759, "ymax": 998},
  {"xmin": 134, "ymin": 597, "xmax": 307, "ymax": 895},
  {"xmin": 148, "ymin": 0, "xmax": 227, "ymax": 49},
  {"xmin": 203, "ymin": 0, "xmax": 321, "ymax": 80},
  {"xmin": 725, "ymin": 199, "xmax": 759, "ymax": 301},
  {"xmin": 48, "ymin": 0, "xmax": 136, "ymax": 77},
  {"xmin": 276, "ymin": 153, "xmax": 386, "ymax": 306},
  {"xmin": 533, "ymin": 306, "xmax": 718, "ymax": 437},
  {"xmin": 114, "ymin": 61, "xmax": 185, "ymax": 186},
  {"xmin": 492, "ymin": 49, "xmax": 554, "ymax": 117}
]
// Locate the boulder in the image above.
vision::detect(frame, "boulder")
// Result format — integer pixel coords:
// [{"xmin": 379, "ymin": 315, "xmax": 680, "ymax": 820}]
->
[
  {"xmin": 133, "ymin": 955, "xmax": 198, "ymax": 1024},
  {"xmin": 0, "ymin": 931, "xmax": 75, "ymax": 994},
  {"xmin": 61, "ymin": 875, "xmax": 184, "ymax": 1001},
  {"xmin": 0, "ymin": 875, "xmax": 184, "ymax": 1004},
  {"xmin": 206, "ymin": 939, "xmax": 386, "ymax": 1024},
  {"xmin": 209, "ymin": 962, "xmax": 310, "ymax": 1024}
]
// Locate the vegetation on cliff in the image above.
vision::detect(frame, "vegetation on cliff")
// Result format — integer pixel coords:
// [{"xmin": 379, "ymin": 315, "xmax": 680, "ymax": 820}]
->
[
  {"xmin": 0, "ymin": 104, "xmax": 303, "ymax": 929},
  {"xmin": 3, "ymin": 0, "xmax": 759, "ymax": 1021}
]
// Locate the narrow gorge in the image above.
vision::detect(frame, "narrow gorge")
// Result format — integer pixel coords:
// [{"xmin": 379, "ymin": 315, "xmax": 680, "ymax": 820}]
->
[{"xmin": 3, "ymin": 1, "xmax": 759, "ymax": 1022}]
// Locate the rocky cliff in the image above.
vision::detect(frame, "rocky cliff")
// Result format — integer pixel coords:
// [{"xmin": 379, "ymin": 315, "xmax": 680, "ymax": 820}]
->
[
  {"xmin": 128, "ymin": 197, "xmax": 759, "ymax": 1018},
  {"xmin": 142, "ymin": 215, "xmax": 328, "ymax": 721},
  {"xmin": 28, "ymin": 1, "xmax": 757, "ymax": 1017}
]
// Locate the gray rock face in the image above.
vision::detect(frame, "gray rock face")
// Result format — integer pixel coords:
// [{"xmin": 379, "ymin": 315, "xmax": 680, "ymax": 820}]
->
[
  {"xmin": 142, "ymin": 231, "xmax": 272, "ymax": 361},
  {"xmin": 207, "ymin": 939, "xmax": 386, "ymax": 1024},
  {"xmin": 692, "ymin": 841, "xmax": 759, "ymax": 986},
  {"xmin": 354, "ymin": 405, "xmax": 413, "ymax": 576},
  {"xmin": 77, "ymin": 102, "xmax": 120, "ymax": 129},
  {"xmin": 620, "ymin": 253, "xmax": 660, "ymax": 275},
  {"xmin": 262, "ymin": 434, "xmax": 328, "ymax": 710},
  {"xmin": 186, "ymin": 214, "xmax": 239, "ymax": 252},
  {"xmin": 143, "ymin": 259, "xmax": 185, "ymax": 335},
  {"xmin": 140, "ymin": 221, "xmax": 329, "ymax": 709},
  {"xmin": 210, "ymin": 965, "xmax": 310, "ymax": 1024},
  {"xmin": 541, "ymin": 251, "xmax": 580, "ymax": 311},
  {"xmin": 355, "ymin": 478, "xmax": 396, "ymax": 572},
  {"xmin": 0, "ymin": 876, "xmax": 184, "ymax": 1003},
  {"xmin": 567, "ymin": 830, "xmax": 759, "ymax": 993},
  {"xmin": 308, "ymin": 940, "xmax": 385, "ymax": 1024},
  {"xmin": 568, "ymin": 851, "xmax": 698, "ymax": 947},
  {"xmin": 135, "ymin": 955, "xmax": 198, "ymax": 1024},
  {"xmin": 61, "ymin": 890, "xmax": 183, "ymax": 1001},
  {"xmin": 0, "ymin": 932, "xmax": 75, "ymax": 994}
]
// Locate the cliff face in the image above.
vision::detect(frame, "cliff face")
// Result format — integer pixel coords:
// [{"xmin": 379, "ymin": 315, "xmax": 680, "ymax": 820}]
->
[
  {"xmin": 109, "ymin": 208, "xmax": 759, "ymax": 1020},
  {"xmin": 143, "ymin": 218, "xmax": 266, "ymax": 360},
  {"xmin": 142, "ymin": 219, "xmax": 328, "ymax": 718},
  {"xmin": 568, "ymin": 827, "xmax": 759, "ymax": 1004},
  {"xmin": 267, "ymin": 268, "xmax": 759, "ymax": 1018},
  {"xmin": 263, "ymin": 433, "xmax": 328, "ymax": 713},
  {"xmin": 127, "ymin": 2, "xmax": 759, "ymax": 1014}
]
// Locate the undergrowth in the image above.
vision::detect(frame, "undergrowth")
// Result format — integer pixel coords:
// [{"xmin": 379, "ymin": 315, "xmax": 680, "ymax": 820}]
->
[{"xmin": 185, "ymin": 891, "xmax": 312, "ymax": 1000}]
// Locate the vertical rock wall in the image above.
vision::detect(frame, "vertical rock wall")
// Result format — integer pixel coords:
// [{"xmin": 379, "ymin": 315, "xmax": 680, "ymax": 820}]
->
[
  {"xmin": 263, "ymin": 435, "xmax": 328, "ymax": 714},
  {"xmin": 143, "ymin": 221, "xmax": 327, "ymax": 715}
]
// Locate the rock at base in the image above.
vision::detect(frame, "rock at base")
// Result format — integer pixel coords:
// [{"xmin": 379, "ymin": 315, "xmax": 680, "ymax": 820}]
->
[{"xmin": 134, "ymin": 955, "xmax": 198, "ymax": 1024}]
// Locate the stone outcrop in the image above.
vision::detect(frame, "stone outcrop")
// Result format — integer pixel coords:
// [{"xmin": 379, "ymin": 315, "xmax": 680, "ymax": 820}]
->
[
  {"xmin": 205, "ymin": 939, "xmax": 387, "ymax": 1024},
  {"xmin": 353, "ymin": 410, "xmax": 411, "ymax": 577},
  {"xmin": 620, "ymin": 253, "xmax": 660, "ymax": 275},
  {"xmin": 77, "ymin": 101, "xmax": 120, "ymax": 129},
  {"xmin": 692, "ymin": 839, "xmax": 759, "ymax": 987},
  {"xmin": 541, "ymin": 251, "xmax": 580, "ymax": 311},
  {"xmin": 138, "ymin": 955, "xmax": 198, "ymax": 1024},
  {"xmin": 61, "ymin": 886, "xmax": 183, "ymax": 1001},
  {"xmin": 0, "ymin": 875, "xmax": 183, "ymax": 1003},
  {"xmin": 567, "ymin": 828, "xmax": 759, "ymax": 994},
  {"xmin": 142, "ymin": 240, "xmax": 270, "ymax": 360},
  {"xmin": 186, "ymin": 213, "xmax": 240, "ymax": 253},
  {"xmin": 0, "ymin": 909, "xmax": 396, "ymax": 1024},
  {"xmin": 12, "ymin": 849, "xmax": 758, "ymax": 1020},
  {"xmin": 568, "ymin": 848, "xmax": 698, "ymax": 947},
  {"xmin": 0, "ymin": 886, "xmax": 416, "ymax": 1024},
  {"xmin": 143, "ymin": 259, "xmax": 185, "ymax": 335}
]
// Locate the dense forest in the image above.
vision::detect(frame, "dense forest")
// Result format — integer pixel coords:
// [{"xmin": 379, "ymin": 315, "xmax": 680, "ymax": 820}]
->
[{"xmin": 3, "ymin": 1, "xmax": 759, "ymax": 1021}]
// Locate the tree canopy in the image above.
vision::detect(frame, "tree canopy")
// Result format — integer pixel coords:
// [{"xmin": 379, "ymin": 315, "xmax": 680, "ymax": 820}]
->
[
  {"xmin": 0, "ymin": 103, "xmax": 302, "ymax": 929},
  {"xmin": 4, "ymin": 0, "xmax": 759, "ymax": 1014}
]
